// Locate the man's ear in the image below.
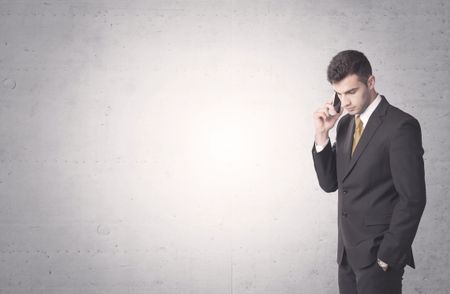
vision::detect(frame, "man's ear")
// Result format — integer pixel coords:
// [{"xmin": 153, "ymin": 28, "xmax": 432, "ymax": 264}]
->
[{"xmin": 367, "ymin": 75, "xmax": 375, "ymax": 90}]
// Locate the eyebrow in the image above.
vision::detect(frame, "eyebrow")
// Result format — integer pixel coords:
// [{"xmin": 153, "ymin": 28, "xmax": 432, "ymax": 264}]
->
[{"xmin": 335, "ymin": 87, "xmax": 359, "ymax": 95}]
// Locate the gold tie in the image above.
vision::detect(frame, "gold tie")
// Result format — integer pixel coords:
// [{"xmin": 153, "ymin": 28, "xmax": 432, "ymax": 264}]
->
[{"xmin": 352, "ymin": 115, "xmax": 363, "ymax": 155}]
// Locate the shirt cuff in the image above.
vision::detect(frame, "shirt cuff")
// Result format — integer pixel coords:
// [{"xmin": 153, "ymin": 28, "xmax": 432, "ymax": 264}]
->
[
  {"xmin": 377, "ymin": 258, "xmax": 389, "ymax": 271},
  {"xmin": 315, "ymin": 138, "xmax": 330, "ymax": 153}
]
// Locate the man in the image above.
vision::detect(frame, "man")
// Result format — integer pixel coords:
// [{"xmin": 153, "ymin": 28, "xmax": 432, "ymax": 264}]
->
[{"xmin": 312, "ymin": 50, "xmax": 426, "ymax": 294}]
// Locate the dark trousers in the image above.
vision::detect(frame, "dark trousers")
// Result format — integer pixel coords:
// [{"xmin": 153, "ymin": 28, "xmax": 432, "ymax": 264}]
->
[{"xmin": 338, "ymin": 248, "xmax": 405, "ymax": 294}]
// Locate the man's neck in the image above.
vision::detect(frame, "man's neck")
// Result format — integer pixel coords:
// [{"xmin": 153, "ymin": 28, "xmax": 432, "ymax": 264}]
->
[
  {"xmin": 367, "ymin": 90, "xmax": 378, "ymax": 105},
  {"xmin": 358, "ymin": 90, "xmax": 378, "ymax": 116}
]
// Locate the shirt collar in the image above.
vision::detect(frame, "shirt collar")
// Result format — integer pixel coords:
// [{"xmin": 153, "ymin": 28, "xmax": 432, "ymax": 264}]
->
[{"xmin": 357, "ymin": 93, "xmax": 381, "ymax": 127}]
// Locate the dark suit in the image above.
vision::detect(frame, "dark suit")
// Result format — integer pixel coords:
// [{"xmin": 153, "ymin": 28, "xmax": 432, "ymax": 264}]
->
[{"xmin": 312, "ymin": 95, "xmax": 426, "ymax": 292}]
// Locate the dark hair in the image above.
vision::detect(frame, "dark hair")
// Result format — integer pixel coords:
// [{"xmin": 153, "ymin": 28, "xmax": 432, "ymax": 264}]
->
[{"xmin": 327, "ymin": 50, "xmax": 372, "ymax": 85}]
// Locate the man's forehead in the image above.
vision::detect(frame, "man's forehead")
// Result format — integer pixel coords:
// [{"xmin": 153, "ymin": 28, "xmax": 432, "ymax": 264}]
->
[{"xmin": 332, "ymin": 75, "xmax": 362, "ymax": 92}]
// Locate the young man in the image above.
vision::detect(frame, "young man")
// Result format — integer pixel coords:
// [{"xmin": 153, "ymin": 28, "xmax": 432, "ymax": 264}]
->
[{"xmin": 312, "ymin": 50, "xmax": 426, "ymax": 294}]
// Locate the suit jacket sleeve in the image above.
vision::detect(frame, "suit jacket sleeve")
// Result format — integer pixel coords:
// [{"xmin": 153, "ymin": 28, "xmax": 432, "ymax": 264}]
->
[
  {"xmin": 312, "ymin": 139, "xmax": 338, "ymax": 193},
  {"xmin": 378, "ymin": 117, "xmax": 426, "ymax": 269}
]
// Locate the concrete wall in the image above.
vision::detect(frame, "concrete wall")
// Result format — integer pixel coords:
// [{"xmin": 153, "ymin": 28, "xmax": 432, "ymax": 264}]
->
[{"xmin": 0, "ymin": 0, "xmax": 448, "ymax": 293}]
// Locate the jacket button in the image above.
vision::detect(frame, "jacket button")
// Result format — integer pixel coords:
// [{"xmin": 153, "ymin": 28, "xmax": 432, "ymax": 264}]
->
[
  {"xmin": 342, "ymin": 212, "xmax": 348, "ymax": 217},
  {"xmin": 343, "ymin": 190, "xmax": 348, "ymax": 195}
]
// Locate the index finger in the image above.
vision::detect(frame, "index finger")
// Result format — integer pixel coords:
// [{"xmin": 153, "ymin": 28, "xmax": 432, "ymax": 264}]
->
[{"xmin": 324, "ymin": 103, "xmax": 338, "ymax": 117}]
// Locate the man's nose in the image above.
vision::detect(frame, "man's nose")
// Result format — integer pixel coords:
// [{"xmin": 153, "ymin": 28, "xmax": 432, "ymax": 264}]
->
[{"xmin": 341, "ymin": 95, "xmax": 351, "ymax": 106}]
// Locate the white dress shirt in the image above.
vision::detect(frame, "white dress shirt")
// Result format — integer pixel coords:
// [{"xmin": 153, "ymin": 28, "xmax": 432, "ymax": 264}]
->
[{"xmin": 315, "ymin": 93, "xmax": 382, "ymax": 153}]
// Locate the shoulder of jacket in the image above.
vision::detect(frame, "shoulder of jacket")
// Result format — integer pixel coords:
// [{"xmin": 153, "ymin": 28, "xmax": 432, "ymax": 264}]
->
[{"xmin": 386, "ymin": 104, "xmax": 420, "ymax": 125}]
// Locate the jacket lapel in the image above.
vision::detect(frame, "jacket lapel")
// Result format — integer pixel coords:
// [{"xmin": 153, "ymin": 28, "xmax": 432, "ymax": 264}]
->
[
  {"xmin": 342, "ymin": 95, "xmax": 389, "ymax": 182},
  {"xmin": 343, "ymin": 115, "xmax": 355, "ymax": 164}
]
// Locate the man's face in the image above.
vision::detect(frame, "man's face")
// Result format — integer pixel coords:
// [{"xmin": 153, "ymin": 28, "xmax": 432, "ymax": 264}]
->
[{"xmin": 332, "ymin": 74, "xmax": 375, "ymax": 116}]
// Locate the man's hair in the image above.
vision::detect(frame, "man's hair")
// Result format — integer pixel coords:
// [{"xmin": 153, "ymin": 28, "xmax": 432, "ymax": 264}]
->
[{"xmin": 327, "ymin": 50, "xmax": 372, "ymax": 85}]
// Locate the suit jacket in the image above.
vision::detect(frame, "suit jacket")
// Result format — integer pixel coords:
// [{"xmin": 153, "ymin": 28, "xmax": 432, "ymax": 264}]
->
[{"xmin": 312, "ymin": 95, "xmax": 426, "ymax": 270}]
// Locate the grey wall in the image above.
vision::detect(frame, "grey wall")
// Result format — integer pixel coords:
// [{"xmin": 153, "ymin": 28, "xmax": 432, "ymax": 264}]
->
[{"xmin": 0, "ymin": 0, "xmax": 449, "ymax": 293}]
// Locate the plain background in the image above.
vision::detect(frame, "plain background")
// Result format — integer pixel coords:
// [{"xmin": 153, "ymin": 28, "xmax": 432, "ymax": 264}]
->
[{"xmin": 0, "ymin": 0, "xmax": 449, "ymax": 293}]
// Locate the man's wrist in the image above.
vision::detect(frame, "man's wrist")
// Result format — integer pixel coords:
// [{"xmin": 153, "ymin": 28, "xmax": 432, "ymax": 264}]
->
[
  {"xmin": 314, "ymin": 132, "xmax": 329, "ymax": 146},
  {"xmin": 315, "ymin": 138, "xmax": 330, "ymax": 153}
]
